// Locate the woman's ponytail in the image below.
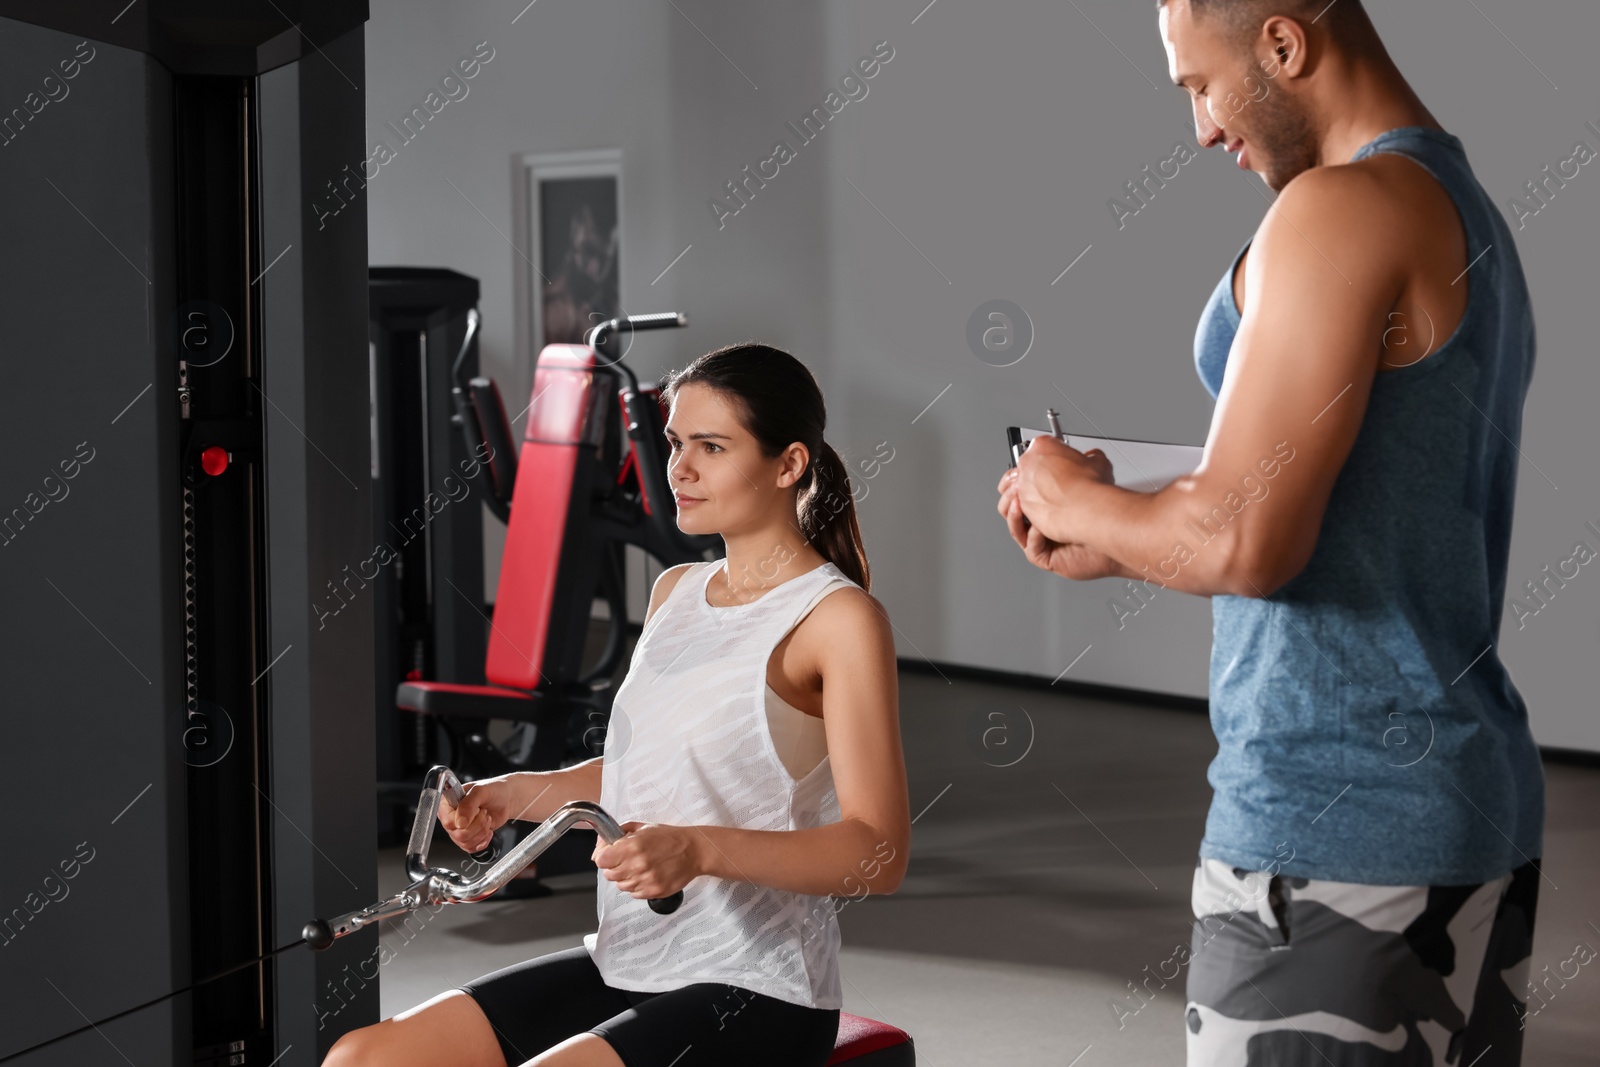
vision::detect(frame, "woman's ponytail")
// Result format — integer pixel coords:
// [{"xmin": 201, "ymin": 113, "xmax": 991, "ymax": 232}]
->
[{"xmin": 798, "ymin": 439, "xmax": 870, "ymax": 591}]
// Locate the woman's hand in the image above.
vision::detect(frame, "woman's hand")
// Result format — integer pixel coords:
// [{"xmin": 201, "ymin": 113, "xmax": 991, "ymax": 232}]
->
[
  {"xmin": 592, "ymin": 821, "xmax": 701, "ymax": 901},
  {"xmin": 438, "ymin": 776, "xmax": 519, "ymax": 855}
]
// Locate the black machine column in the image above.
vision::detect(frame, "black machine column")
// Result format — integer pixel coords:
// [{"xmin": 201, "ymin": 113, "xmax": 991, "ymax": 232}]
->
[
  {"xmin": 367, "ymin": 268, "xmax": 489, "ymax": 844},
  {"xmin": 0, "ymin": 3, "xmax": 373, "ymax": 1064}
]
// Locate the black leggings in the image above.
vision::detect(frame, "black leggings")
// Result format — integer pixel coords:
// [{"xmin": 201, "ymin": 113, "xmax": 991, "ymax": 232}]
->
[{"xmin": 455, "ymin": 946, "xmax": 840, "ymax": 1067}]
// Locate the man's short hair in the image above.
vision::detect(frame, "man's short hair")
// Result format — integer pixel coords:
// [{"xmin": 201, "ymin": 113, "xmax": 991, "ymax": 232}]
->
[{"xmin": 1159, "ymin": 0, "xmax": 1368, "ymax": 46}]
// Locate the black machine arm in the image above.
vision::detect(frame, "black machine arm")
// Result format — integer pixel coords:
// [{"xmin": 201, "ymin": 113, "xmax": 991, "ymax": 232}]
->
[
  {"xmin": 583, "ymin": 312, "xmax": 719, "ymax": 563},
  {"xmin": 303, "ymin": 765, "xmax": 683, "ymax": 950},
  {"xmin": 449, "ymin": 309, "xmax": 517, "ymax": 523},
  {"xmin": 468, "ymin": 375, "xmax": 519, "ymax": 516}
]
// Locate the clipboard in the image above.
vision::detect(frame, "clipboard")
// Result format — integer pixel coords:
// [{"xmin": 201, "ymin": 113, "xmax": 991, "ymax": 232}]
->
[{"xmin": 1006, "ymin": 426, "xmax": 1202, "ymax": 493}]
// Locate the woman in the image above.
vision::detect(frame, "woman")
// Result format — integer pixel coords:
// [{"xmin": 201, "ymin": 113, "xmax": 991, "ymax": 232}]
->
[{"xmin": 323, "ymin": 343, "xmax": 910, "ymax": 1067}]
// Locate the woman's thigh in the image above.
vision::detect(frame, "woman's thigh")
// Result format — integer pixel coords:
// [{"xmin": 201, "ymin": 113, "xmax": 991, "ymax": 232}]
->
[
  {"xmin": 324, "ymin": 946, "xmax": 632, "ymax": 1067},
  {"xmin": 324, "ymin": 987, "xmax": 505, "ymax": 1067},
  {"xmin": 458, "ymin": 946, "xmax": 636, "ymax": 1067},
  {"xmin": 589, "ymin": 982, "xmax": 839, "ymax": 1067}
]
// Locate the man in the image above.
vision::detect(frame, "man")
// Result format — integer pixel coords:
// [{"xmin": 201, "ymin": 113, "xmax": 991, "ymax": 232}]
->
[{"xmin": 996, "ymin": 2, "xmax": 1544, "ymax": 1064}]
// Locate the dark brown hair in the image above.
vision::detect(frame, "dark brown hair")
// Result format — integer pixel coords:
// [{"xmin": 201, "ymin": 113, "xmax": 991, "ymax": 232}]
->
[
  {"xmin": 660, "ymin": 342, "xmax": 870, "ymax": 592},
  {"xmin": 1157, "ymin": 0, "xmax": 1371, "ymax": 45}
]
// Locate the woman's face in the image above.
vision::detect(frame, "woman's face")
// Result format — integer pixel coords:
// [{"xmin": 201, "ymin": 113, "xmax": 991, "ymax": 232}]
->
[{"xmin": 664, "ymin": 382, "xmax": 806, "ymax": 536}]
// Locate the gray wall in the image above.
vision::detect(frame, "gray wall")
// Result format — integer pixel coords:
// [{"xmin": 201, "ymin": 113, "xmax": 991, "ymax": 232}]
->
[{"xmin": 365, "ymin": 0, "xmax": 1600, "ymax": 754}]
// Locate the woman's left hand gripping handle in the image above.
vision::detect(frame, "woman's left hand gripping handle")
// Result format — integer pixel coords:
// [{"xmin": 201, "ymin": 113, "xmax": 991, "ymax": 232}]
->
[{"xmin": 593, "ymin": 821, "xmax": 689, "ymax": 914}]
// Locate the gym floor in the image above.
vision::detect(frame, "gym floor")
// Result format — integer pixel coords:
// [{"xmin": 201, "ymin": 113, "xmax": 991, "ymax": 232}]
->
[{"xmin": 373, "ymin": 668, "xmax": 1600, "ymax": 1066}]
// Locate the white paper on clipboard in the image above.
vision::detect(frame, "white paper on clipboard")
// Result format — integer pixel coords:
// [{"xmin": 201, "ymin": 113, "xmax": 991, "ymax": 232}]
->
[{"xmin": 1015, "ymin": 427, "xmax": 1203, "ymax": 493}]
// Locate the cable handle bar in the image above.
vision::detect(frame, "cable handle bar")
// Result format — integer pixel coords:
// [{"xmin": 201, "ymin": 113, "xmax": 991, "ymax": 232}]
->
[{"xmin": 303, "ymin": 765, "xmax": 683, "ymax": 951}]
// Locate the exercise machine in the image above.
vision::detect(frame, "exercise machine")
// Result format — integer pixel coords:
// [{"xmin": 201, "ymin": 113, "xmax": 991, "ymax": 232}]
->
[
  {"xmin": 0, "ymin": 2, "xmax": 914, "ymax": 1059},
  {"xmin": 393, "ymin": 312, "xmax": 720, "ymax": 880},
  {"xmin": 368, "ymin": 268, "xmax": 492, "ymax": 846},
  {"xmin": 306, "ymin": 768, "xmax": 917, "ymax": 1066},
  {"xmin": 3, "ymin": 764, "xmax": 915, "ymax": 1065},
  {"xmin": 0, "ymin": 3, "xmax": 373, "ymax": 1064}
]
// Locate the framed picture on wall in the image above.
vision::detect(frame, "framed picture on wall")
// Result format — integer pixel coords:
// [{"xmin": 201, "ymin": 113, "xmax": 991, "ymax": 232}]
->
[{"xmin": 514, "ymin": 149, "xmax": 622, "ymax": 355}]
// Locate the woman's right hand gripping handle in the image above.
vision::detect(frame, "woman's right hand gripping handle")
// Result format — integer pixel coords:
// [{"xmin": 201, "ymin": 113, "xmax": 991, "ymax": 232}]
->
[
  {"xmin": 438, "ymin": 774, "xmax": 519, "ymax": 856},
  {"xmin": 437, "ymin": 762, "xmax": 602, "ymax": 856}
]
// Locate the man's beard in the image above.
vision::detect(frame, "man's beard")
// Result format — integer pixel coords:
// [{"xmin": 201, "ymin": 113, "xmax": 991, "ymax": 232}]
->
[{"xmin": 1245, "ymin": 93, "xmax": 1319, "ymax": 192}]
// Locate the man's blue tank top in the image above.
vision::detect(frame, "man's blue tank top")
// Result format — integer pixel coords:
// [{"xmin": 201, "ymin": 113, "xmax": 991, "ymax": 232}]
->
[{"xmin": 1192, "ymin": 126, "xmax": 1544, "ymax": 885}]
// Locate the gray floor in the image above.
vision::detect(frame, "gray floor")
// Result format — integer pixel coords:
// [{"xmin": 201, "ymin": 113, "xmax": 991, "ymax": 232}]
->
[{"xmin": 376, "ymin": 669, "xmax": 1600, "ymax": 1066}]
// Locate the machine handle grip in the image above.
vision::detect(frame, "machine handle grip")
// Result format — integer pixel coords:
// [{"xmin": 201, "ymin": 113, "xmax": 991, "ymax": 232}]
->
[
  {"xmin": 649, "ymin": 891, "xmax": 683, "ymax": 915},
  {"xmin": 618, "ymin": 312, "xmax": 685, "ymax": 331},
  {"xmin": 585, "ymin": 312, "xmax": 687, "ymax": 355}
]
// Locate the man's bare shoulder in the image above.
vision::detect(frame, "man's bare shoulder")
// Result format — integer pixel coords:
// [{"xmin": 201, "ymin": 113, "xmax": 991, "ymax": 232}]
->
[
  {"xmin": 1272, "ymin": 151, "xmax": 1455, "ymax": 261},
  {"xmin": 1250, "ymin": 160, "xmax": 1419, "ymax": 299}
]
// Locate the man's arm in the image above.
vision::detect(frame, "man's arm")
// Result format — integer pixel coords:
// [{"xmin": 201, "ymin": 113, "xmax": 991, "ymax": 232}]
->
[{"xmin": 1026, "ymin": 164, "xmax": 1409, "ymax": 597}]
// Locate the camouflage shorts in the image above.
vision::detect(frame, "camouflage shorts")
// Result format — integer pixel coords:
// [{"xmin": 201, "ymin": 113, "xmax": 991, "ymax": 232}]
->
[{"xmin": 1185, "ymin": 855, "xmax": 1541, "ymax": 1065}]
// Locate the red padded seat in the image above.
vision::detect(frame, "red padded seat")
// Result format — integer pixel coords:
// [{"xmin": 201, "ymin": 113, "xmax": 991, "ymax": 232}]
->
[{"xmin": 828, "ymin": 1012, "xmax": 915, "ymax": 1065}]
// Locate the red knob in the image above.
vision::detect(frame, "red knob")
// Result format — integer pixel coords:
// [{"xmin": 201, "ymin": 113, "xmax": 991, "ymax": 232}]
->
[{"xmin": 200, "ymin": 446, "xmax": 229, "ymax": 476}]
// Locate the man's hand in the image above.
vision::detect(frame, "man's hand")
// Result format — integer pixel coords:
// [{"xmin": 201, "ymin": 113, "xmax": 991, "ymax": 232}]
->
[
  {"xmin": 992, "ymin": 435, "xmax": 1120, "ymax": 579},
  {"xmin": 592, "ymin": 821, "xmax": 701, "ymax": 901},
  {"xmin": 999, "ymin": 487, "xmax": 1126, "ymax": 581},
  {"xmin": 1012, "ymin": 434, "xmax": 1116, "ymax": 540}
]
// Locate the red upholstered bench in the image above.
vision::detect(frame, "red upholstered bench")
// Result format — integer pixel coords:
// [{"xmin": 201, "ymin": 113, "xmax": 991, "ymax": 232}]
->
[{"xmin": 829, "ymin": 1012, "xmax": 915, "ymax": 1065}]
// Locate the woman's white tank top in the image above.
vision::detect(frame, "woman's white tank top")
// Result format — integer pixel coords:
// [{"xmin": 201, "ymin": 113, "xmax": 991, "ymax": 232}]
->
[{"xmin": 581, "ymin": 558, "xmax": 857, "ymax": 1009}]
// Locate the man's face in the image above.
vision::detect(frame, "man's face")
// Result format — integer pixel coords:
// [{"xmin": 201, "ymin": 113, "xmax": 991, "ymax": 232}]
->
[{"xmin": 1160, "ymin": 0, "xmax": 1317, "ymax": 192}]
